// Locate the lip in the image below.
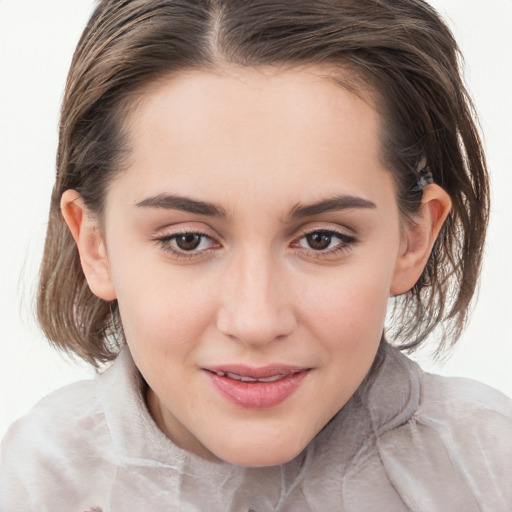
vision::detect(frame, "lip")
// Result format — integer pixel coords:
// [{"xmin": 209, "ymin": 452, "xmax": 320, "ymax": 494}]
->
[{"xmin": 203, "ymin": 364, "xmax": 310, "ymax": 409}]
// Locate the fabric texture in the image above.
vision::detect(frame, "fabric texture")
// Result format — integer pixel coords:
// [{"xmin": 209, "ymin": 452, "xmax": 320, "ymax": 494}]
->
[{"xmin": 1, "ymin": 342, "xmax": 511, "ymax": 512}]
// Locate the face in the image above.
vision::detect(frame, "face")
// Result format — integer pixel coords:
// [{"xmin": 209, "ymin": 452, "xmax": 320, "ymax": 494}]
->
[{"xmin": 94, "ymin": 66, "xmax": 414, "ymax": 466}]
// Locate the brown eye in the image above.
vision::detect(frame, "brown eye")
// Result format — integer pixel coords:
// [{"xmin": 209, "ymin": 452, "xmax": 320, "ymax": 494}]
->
[
  {"xmin": 156, "ymin": 231, "xmax": 217, "ymax": 258},
  {"xmin": 175, "ymin": 233, "xmax": 202, "ymax": 251},
  {"xmin": 305, "ymin": 231, "xmax": 334, "ymax": 250},
  {"xmin": 296, "ymin": 229, "xmax": 357, "ymax": 255}
]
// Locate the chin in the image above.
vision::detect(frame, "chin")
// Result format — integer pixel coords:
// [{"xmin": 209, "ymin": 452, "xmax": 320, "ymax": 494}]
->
[{"xmin": 211, "ymin": 435, "xmax": 308, "ymax": 467}]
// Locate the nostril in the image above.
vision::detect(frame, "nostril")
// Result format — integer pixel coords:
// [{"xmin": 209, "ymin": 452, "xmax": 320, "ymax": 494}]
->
[{"xmin": 215, "ymin": 302, "xmax": 297, "ymax": 346}]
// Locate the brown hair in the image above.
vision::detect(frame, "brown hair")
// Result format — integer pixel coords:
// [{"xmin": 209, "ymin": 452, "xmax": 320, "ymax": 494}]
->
[{"xmin": 38, "ymin": 0, "xmax": 489, "ymax": 366}]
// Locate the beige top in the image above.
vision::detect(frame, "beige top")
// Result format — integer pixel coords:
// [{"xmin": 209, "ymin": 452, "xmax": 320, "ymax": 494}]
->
[{"xmin": 1, "ymin": 342, "xmax": 511, "ymax": 512}]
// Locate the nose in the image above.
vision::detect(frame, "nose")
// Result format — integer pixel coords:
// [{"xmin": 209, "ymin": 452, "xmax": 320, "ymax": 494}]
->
[{"xmin": 216, "ymin": 249, "xmax": 297, "ymax": 347}]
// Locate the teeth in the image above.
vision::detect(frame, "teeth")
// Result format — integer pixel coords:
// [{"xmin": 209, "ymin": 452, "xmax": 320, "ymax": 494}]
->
[
  {"xmin": 226, "ymin": 372, "xmax": 261, "ymax": 382},
  {"xmin": 256, "ymin": 375, "xmax": 285, "ymax": 383},
  {"xmin": 215, "ymin": 371, "xmax": 286, "ymax": 383},
  {"xmin": 240, "ymin": 375, "xmax": 259, "ymax": 382}
]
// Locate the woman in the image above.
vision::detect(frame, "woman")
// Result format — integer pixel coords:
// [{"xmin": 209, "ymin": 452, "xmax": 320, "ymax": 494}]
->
[{"xmin": 1, "ymin": 0, "xmax": 511, "ymax": 510}]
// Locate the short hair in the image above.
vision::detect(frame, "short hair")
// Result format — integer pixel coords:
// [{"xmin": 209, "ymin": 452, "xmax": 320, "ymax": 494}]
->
[{"xmin": 37, "ymin": 0, "xmax": 489, "ymax": 366}]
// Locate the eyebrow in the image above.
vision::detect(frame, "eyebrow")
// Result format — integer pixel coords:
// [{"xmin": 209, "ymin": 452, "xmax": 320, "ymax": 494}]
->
[
  {"xmin": 288, "ymin": 195, "xmax": 376, "ymax": 219},
  {"xmin": 136, "ymin": 193, "xmax": 376, "ymax": 219},
  {"xmin": 136, "ymin": 194, "xmax": 227, "ymax": 217}
]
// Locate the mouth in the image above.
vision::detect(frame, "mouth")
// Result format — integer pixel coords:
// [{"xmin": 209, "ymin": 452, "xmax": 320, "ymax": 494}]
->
[
  {"xmin": 209, "ymin": 371, "xmax": 291, "ymax": 383},
  {"xmin": 202, "ymin": 365, "xmax": 311, "ymax": 409}
]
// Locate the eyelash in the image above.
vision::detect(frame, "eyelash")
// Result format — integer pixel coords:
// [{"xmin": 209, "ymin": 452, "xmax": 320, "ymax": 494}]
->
[
  {"xmin": 292, "ymin": 229, "xmax": 358, "ymax": 258},
  {"xmin": 154, "ymin": 230, "xmax": 217, "ymax": 260},
  {"xmin": 154, "ymin": 228, "xmax": 358, "ymax": 260}
]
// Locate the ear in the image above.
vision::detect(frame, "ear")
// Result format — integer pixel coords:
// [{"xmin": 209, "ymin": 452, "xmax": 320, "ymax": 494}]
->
[
  {"xmin": 390, "ymin": 184, "xmax": 452, "ymax": 296},
  {"xmin": 60, "ymin": 189, "xmax": 117, "ymax": 301}
]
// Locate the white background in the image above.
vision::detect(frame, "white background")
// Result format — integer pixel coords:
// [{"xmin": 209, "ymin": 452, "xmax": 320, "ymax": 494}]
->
[{"xmin": 0, "ymin": 0, "xmax": 511, "ymax": 439}]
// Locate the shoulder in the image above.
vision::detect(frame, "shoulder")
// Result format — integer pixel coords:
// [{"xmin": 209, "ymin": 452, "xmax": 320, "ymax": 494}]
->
[
  {"xmin": 380, "ymin": 365, "xmax": 512, "ymax": 511},
  {"xmin": 418, "ymin": 371, "xmax": 512, "ymax": 464},
  {"xmin": 419, "ymin": 370, "xmax": 512, "ymax": 418},
  {"xmin": 0, "ymin": 376, "xmax": 115, "ymax": 510},
  {"xmin": 1, "ymin": 377, "xmax": 106, "ymax": 449},
  {"xmin": 415, "ymin": 371, "xmax": 512, "ymax": 450},
  {"xmin": 343, "ymin": 345, "xmax": 512, "ymax": 511}
]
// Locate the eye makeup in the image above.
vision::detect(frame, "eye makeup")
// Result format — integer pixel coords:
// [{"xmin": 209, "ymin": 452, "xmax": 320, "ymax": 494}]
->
[
  {"xmin": 152, "ymin": 224, "xmax": 359, "ymax": 264},
  {"xmin": 153, "ymin": 229, "xmax": 220, "ymax": 260},
  {"xmin": 291, "ymin": 227, "xmax": 359, "ymax": 260}
]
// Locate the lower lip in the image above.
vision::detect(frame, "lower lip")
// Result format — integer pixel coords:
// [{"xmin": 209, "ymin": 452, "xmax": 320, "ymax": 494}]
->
[{"xmin": 205, "ymin": 370, "xmax": 309, "ymax": 409}]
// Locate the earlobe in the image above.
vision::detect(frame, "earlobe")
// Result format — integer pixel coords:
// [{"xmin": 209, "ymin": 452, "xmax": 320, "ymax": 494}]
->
[
  {"xmin": 390, "ymin": 184, "xmax": 452, "ymax": 296},
  {"xmin": 60, "ymin": 190, "xmax": 117, "ymax": 301}
]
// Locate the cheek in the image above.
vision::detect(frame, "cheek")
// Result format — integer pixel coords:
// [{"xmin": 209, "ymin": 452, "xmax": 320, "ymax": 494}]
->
[
  {"xmin": 108, "ymin": 251, "xmax": 218, "ymax": 352},
  {"xmin": 297, "ymin": 261, "xmax": 393, "ymax": 353}
]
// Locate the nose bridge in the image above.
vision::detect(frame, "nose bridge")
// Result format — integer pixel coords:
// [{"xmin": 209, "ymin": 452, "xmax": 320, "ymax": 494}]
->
[{"xmin": 217, "ymin": 245, "xmax": 295, "ymax": 345}]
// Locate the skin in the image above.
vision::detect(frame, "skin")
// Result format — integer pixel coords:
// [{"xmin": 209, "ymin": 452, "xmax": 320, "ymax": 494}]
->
[{"xmin": 62, "ymin": 65, "xmax": 451, "ymax": 466}]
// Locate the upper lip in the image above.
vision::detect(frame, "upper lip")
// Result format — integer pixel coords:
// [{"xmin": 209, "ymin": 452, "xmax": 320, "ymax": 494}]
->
[{"xmin": 204, "ymin": 364, "xmax": 309, "ymax": 379}]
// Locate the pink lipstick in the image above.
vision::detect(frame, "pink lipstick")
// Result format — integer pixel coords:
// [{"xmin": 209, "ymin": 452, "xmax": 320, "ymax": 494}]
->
[{"xmin": 203, "ymin": 364, "xmax": 309, "ymax": 409}]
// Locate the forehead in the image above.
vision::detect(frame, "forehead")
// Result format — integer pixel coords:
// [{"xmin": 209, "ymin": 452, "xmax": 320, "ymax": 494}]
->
[
  {"xmin": 132, "ymin": 64, "xmax": 380, "ymax": 137},
  {"xmin": 114, "ymin": 65, "xmax": 391, "ymax": 212}
]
